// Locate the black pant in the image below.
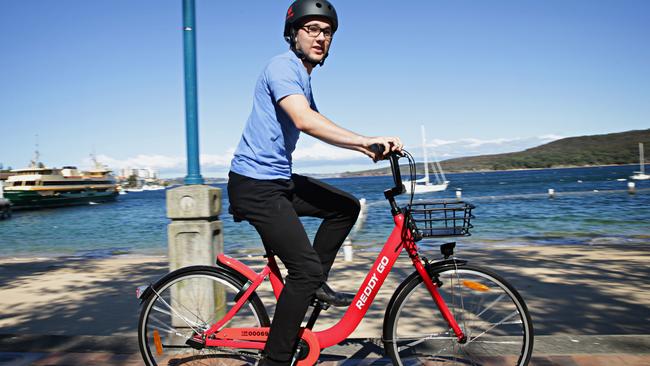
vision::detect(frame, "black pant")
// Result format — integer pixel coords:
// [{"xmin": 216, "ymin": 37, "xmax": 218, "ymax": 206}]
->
[{"xmin": 227, "ymin": 171, "xmax": 360, "ymax": 363}]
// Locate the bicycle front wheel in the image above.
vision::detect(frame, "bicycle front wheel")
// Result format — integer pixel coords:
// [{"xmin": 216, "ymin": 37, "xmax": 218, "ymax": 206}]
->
[
  {"xmin": 384, "ymin": 264, "xmax": 534, "ymax": 366},
  {"xmin": 138, "ymin": 266, "xmax": 270, "ymax": 366}
]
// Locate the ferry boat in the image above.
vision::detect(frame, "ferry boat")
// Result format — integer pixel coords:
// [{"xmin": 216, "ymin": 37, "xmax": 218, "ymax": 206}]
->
[{"xmin": 3, "ymin": 155, "xmax": 118, "ymax": 209}]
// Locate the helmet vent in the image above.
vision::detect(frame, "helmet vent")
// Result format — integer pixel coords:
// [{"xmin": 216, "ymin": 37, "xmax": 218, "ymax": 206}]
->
[{"xmin": 316, "ymin": 2, "xmax": 322, "ymax": 8}]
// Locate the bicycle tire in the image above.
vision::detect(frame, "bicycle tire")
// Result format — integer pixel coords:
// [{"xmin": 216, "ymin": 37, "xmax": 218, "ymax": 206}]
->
[
  {"xmin": 138, "ymin": 266, "xmax": 270, "ymax": 366},
  {"xmin": 384, "ymin": 264, "xmax": 534, "ymax": 366}
]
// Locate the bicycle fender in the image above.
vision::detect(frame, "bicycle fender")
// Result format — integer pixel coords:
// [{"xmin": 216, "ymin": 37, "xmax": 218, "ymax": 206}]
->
[
  {"xmin": 382, "ymin": 259, "xmax": 467, "ymax": 338},
  {"xmin": 137, "ymin": 265, "xmax": 247, "ymax": 304},
  {"xmin": 217, "ymin": 254, "xmax": 259, "ymax": 283}
]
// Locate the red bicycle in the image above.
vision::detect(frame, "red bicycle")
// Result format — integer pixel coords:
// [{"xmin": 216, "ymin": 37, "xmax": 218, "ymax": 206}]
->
[{"xmin": 137, "ymin": 150, "xmax": 534, "ymax": 366}]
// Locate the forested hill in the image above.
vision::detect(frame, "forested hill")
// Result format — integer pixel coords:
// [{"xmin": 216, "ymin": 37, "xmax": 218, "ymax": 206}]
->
[{"xmin": 341, "ymin": 129, "xmax": 650, "ymax": 176}]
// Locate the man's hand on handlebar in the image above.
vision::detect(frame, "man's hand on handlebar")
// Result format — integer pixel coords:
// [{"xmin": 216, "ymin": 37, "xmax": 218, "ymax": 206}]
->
[{"xmin": 363, "ymin": 136, "xmax": 403, "ymax": 162}]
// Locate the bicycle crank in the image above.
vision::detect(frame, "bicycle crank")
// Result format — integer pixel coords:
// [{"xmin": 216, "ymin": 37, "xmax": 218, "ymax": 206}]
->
[{"xmin": 215, "ymin": 327, "xmax": 320, "ymax": 366}]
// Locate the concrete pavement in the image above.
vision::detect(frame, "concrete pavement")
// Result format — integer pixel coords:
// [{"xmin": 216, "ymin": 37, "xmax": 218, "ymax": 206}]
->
[{"xmin": 1, "ymin": 334, "xmax": 650, "ymax": 365}]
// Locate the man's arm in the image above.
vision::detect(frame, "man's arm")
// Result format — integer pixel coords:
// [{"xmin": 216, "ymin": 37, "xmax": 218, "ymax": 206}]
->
[{"xmin": 278, "ymin": 94, "xmax": 402, "ymax": 160}]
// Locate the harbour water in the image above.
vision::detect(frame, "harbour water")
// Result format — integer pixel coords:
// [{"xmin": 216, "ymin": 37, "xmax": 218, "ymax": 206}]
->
[{"xmin": 0, "ymin": 165, "xmax": 648, "ymax": 258}]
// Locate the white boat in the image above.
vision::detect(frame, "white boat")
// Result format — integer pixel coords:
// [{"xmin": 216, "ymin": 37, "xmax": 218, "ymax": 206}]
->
[
  {"xmin": 631, "ymin": 143, "xmax": 650, "ymax": 180},
  {"xmin": 142, "ymin": 184, "xmax": 166, "ymax": 191},
  {"xmin": 124, "ymin": 184, "xmax": 165, "ymax": 192},
  {"xmin": 404, "ymin": 125, "xmax": 449, "ymax": 194}
]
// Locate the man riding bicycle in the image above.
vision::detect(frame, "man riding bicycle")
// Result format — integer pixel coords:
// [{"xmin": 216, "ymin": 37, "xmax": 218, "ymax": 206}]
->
[{"xmin": 227, "ymin": 0, "xmax": 402, "ymax": 364}]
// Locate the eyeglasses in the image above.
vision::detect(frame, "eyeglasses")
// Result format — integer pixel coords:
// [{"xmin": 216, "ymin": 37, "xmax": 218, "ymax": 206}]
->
[{"xmin": 301, "ymin": 24, "xmax": 333, "ymax": 40}]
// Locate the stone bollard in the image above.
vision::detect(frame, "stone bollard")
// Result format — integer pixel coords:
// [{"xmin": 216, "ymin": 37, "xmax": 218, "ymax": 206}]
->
[
  {"xmin": 548, "ymin": 188, "xmax": 555, "ymax": 198},
  {"xmin": 166, "ymin": 185, "xmax": 223, "ymax": 326},
  {"xmin": 455, "ymin": 189, "xmax": 462, "ymax": 200},
  {"xmin": 628, "ymin": 182, "xmax": 636, "ymax": 194}
]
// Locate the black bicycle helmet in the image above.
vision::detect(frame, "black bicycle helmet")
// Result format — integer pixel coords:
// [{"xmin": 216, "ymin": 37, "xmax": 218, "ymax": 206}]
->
[{"xmin": 284, "ymin": 0, "xmax": 338, "ymax": 65}]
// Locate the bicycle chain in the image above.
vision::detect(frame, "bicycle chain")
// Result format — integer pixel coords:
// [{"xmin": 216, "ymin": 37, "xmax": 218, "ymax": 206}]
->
[{"xmin": 206, "ymin": 346, "xmax": 263, "ymax": 361}]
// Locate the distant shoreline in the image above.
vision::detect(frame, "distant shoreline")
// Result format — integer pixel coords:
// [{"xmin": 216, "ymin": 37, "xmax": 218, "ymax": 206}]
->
[
  {"xmin": 334, "ymin": 162, "xmax": 640, "ymax": 179},
  {"xmin": 160, "ymin": 163, "xmax": 641, "ymax": 182}
]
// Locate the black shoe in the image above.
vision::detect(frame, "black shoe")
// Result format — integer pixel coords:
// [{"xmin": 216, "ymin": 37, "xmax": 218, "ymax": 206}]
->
[{"xmin": 314, "ymin": 282, "xmax": 355, "ymax": 307}]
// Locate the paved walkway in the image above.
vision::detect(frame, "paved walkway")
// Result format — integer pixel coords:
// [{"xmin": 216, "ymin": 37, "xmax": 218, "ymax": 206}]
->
[{"xmin": 1, "ymin": 334, "xmax": 649, "ymax": 365}]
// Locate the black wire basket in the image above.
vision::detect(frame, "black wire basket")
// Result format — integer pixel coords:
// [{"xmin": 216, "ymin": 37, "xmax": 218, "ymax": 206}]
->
[{"xmin": 406, "ymin": 201, "xmax": 475, "ymax": 237}]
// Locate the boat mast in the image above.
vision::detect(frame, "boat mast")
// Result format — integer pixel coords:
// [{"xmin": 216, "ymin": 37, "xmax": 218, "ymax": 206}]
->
[
  {"xmin": 431, "ymin": 149, "xmax": 447, "ymax": 183},
  {"xmin": 421, "ymin": 125, "xmax": 430, "ymax": 183},
  {"xmin": 30, "ymin": 134, "xmax": 40, "ymax": 168},
  {"xmin": 640, "ymin": 143, "xmax": 645, "ymax": 174}
]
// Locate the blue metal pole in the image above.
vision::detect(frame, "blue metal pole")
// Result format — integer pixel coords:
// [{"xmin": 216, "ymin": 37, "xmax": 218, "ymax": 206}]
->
[{"xmin": 182, "ymin": 0, "xmax": 204, "ymax": 185}]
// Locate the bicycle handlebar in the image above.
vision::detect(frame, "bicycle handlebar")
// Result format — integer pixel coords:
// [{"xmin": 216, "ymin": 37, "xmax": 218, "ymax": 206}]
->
[{"xmin": 369, "ymin": 144, "xmax": 406, "ymax": 203}]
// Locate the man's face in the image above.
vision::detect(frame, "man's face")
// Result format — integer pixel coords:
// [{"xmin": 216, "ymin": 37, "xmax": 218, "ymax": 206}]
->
[{"xmin": 295, "ymin": 18, "xmax": 333, "ymax": 64}]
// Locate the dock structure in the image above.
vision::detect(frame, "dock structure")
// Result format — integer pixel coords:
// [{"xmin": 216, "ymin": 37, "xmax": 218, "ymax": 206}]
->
[
  {"xmin": 0, "ymin": 199, "xmax": 11, "ymax": 220},
  {"xmin": 0, "ymin": 182, "xmax": 11, "ymax": 219}
]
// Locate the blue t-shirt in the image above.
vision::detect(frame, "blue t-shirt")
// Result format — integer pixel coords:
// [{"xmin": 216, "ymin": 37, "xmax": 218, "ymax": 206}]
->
[{"xmin": 230, "ymin": 51, "xmax": 318, "ymax": 180}]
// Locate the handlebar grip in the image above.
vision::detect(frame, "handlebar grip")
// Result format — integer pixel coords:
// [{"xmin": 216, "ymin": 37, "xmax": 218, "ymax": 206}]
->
[
  {"xmin": 369, "ymin": 143, "xmax": 405, "ymax": 159},
  {"xmin": 389, "ymin": 154, "xmax": 404, "ymax": 193},
  {"xmin": 369, "ymin": 143, "xmax": 384, "ymax": 155},
  {"xmin": 370, "ymin": 143, "xmax": 405, "ymax": 202}
]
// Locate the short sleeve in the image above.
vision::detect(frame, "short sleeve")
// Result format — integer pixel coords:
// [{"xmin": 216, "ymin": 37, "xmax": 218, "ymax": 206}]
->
[{"xmin": 265, "ymin": 58, "xmax": 305, "ymax": 103}]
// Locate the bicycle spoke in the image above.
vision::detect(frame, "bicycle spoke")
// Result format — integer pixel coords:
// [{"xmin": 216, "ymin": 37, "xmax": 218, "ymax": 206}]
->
[
  {"xmin": 387, "ymin": 267, "xmax": 532, "ymax": 366},
  {"xmin": 475, "ymin": 293, "xmax": 506, "ymax": 318},
  {"xmin": 139, "ymin": 270, "xmax": 268, "ymax": 366},
  {"xmin": 151, "ymin": 305, "xmax": 205, "ymax": 330},
  {"xmin": 150, "ymin": 286, "xmax": 203, "ymax": 335},
  {"xmin": 466, "ymin": 310, "xmax": 520, "ymax": 344},
  {"xmin": 469, "ymin": 339, "xmax": 523, "ymax": 344},
  {"xmin": 397, "ymin": 333, "xmax": 455, "ymax": 351},
  {"xmin": 147, "ymin": 314, "xmax": 191, "ymax": 338},
  {"xmin": 162, "ymin": 292, "xmax": 211, "ymax": 328}
]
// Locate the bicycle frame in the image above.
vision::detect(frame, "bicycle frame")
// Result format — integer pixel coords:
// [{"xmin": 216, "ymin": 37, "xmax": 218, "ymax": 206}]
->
[{"xmin": 201, "ymin": 211, "xmax": 466, "ymax": 353}]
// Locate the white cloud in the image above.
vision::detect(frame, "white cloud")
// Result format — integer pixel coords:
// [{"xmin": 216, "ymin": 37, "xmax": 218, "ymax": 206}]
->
[
  {"xmin": 87, "ymin": 154, "xmax": 185, "ymax": 170},
  {"xmin": 84, "ymin": 134, "xmax": 566, "ymax": 175},
  {"xmin": 201, "ymin": 149, "xmax": 235, "ymax": 167},
  {"xmin": 417, "ymin": 135, "xmax": 566, "ymax": 160},
  {"xmin": 538, "ymin": 134, "xmax": 565, "ymax": 141},
  {"xmin": 85, "ymin": 152, "xmax": 232, "ymax": 174},
  {"xmin": 292, "ymin": 142, "xmax": 359, "ymax": 161}
]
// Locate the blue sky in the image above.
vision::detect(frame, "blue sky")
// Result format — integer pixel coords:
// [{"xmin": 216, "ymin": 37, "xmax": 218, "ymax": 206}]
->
[{"xmin": 1, "ymin": 0, "xmax": 649, "ymax": 177}]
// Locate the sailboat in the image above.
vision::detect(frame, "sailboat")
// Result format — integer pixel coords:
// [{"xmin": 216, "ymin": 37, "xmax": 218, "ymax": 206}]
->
[
  {"xmin": 631, "ymin": 142, "xmax": 649, "ymax": 180},
  {"xmin": 404, "ymin": 125, "xmax": 449, "ymax": 194}
]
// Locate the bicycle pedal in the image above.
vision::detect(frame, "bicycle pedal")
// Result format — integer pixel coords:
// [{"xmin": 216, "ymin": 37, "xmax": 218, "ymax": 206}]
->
[
  {"xmin": 294, "ymin": 339, "xmax": 310, "ymax": 361},
  {"xmin": 310, "ymin": 298, "xmax": 330, "ymax": 310}
]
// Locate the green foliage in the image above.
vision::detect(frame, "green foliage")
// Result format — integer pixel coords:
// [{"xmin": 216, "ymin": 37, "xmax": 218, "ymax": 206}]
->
[
  {"xmin": 341, "ymin": 128, "xmax": 650, "ymax": 176},
  {"xmin": 438, "ymin": 128, "xmax": 650, "ymax": 172},
  {"xmin": 127, "ymin": 174, "xmax": 138, "ymax": 188}
]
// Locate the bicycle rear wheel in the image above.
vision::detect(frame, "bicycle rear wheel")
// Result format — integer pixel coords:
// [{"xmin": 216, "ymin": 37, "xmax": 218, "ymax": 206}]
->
[
  {"xmin": 384, "ymin": 264, "xmax": 533, "ymax": 366},
  {"xmin": 138, "ymin": 266, "xmax": 270, "ymax": 366}
]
